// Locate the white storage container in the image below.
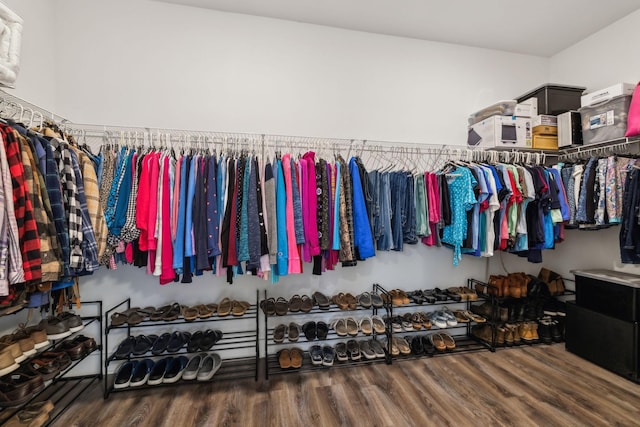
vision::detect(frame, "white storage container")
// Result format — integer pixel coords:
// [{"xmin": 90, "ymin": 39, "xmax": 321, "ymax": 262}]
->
[
  {"xmin": 579, "ymin": 95, "xmax": 632, "ymax": 145},
  {"xmin": 581, "ymin": 83, "xmax": 635, "ymax": 107},
  {"xmin": 467, "ymin": 116, "xmax": 531, "ymax": 149},
  {"xmin": 468, "ymin": 100, "xmax": 517, "ymax": 126}
]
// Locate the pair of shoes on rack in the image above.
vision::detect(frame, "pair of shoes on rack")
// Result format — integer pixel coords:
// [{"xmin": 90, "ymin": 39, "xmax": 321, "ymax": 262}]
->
[
  {"xmin": 406, "ymin": 335, "xmax": 436, "ymax": 356},
  {"xmin": 300, "ymin": 321, "xmax": 329, "ymax": 341},
  {"xmin": 273, "ymin": 323, "xmax": 303, "ymax": 343},
  {"xmin": 0, "ymin": 323, "xmax": 52, "ymax": 366},
  {"xmin": 287, "ymin": 295, "xmax": 314, "ymax": 313},
  {"xmin": 446, "ymin": 287, "xmax": 479, "ymax": 301},
  {"xmin": 429, "ymin": 309, "xmax": 457, "ymax": 329},
  {"xmin": 309, "ymin": 345, "xmax": 336, "ymax": 366},
  {"xmin": 111, "ymin": 306, "xmax": 155, "ymax": 326},
  {"xmin": 4, "ymin": 400, "xmax": 54, "ymax": 427},
  {"xmin": 355, "ymin": 292, "xmax": 384, "ymax": 309},
  {"xmin": 332, "ymin": 292, "xmax": 357, "ymax": 310},
  {"xmin": 0, "ymin": 368, "xmax": 45, "ymax": 407},
  {"xmin": 38, "ymin": 312, "xmax": 83, "ymax": 341},
  {"xmin": 181, "ymin": 304, "xmax": 217, "ymax": 320},
  {"xmin": 278, "ymin": 348, "xmax": 303, "ymax": 369},
  {"xmin": 429, "ymin": 333, "xmax": 456, "ymax": 351},
  {"xmin": 215, "ymin": 298, "xmax": 250, "ymax": 317}
]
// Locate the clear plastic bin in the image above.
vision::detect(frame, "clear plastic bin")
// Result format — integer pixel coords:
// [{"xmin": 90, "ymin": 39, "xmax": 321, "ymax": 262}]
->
[{"xmin": 579, "ymin": 95, "xmax": 632, "ymax": 145}]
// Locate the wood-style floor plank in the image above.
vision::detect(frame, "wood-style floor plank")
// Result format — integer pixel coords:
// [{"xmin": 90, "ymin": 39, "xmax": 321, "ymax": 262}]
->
[{"xmin": 52, "ymin": 345, "xmax": 640, "ymax": 427}]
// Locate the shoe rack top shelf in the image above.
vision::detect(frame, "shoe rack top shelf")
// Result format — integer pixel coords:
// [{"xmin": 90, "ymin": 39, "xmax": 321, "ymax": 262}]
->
[
  {"xmin": 107, "ymin": 308, "xmax": 258, "ymax": 331},
  {"xmin": 467, "ymin": 278, "xmax": 575, "ymax": 302},
  {"xmin": 262, "ymin": 304, "xmax": 381, "ymax": 317}
]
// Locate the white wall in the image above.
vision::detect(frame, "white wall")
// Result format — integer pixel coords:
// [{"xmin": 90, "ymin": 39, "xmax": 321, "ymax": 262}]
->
[{"xmin": 0, "ymin": 0, "xmax": 57, "ymax": 111}]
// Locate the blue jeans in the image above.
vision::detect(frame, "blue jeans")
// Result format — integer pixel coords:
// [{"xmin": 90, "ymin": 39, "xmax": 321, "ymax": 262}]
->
[{"xmin": 377, "ymin": 172, "xmax": 392, "ymax": 251}]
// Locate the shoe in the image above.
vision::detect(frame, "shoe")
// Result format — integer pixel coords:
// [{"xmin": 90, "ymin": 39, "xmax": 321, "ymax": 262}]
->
[
  {"xmin": 462, "ymin": 310, "xmax": 486, "ymax": 323},
  {"xmin": 149, "ymin": 305, "xmax": 172, "ymax": 322},
  {"xmin": 359, "ymin": 340, "xmax": 376, "ymax": 360},
  {"xmin": 57, "ymin": 312, "xmax": 84, "ymax": 332},
  {"xmin": 0, "ymin": 371, "xmax": 44, "ymax": 407},
  {"xmin": 370, "ymin": 340, "xmax": 386, "ymax": 358},
  {"xmin": 114, "ymin": 361, "xmax": 137, "ymax": 389},
  {"xmin": 452, "ymin": 310, "xmax": 469, "ymax": 324},
  {"xmin": 419, "ymin": 313, "xmax": 433, "ymax": 330},
  {"xmin": 316, "ymin": 322, "xmax": 329, "ymax": 340},
  {"xmin": 372, "ymin": 316, "xmax": 386, "ymax": 334},
  {"xmin": 162, "ymin": 303, "xmax": 182, "ymax": 321},
  {"xmin": 538, "ymin": 320, "xmax": 552, "ymax": 344},
  {"xmin": 408, "ymin": 290, "xmax": 425, "ymax": 304},
  {"xmin": 335, "ymin": 342, "xmax": 348, "ymax": 362},
  {"xmin": 148, "ymin": 358, "xmax": 171, "ymax": 385},
  {"xmin": 430, "ymin": 312, "xmax": 447, "ymax": 329},
  {"xmin": 16, "ymin": 400, "xmax": 54, "ymax": 425},
  {"xmin": 429, "ymin": 334, "xmax": 446, "ymax": 352},
  {"xmin": 260, "ymin": 298, "xmax": 276, "ymax": 316},
  {"xmin": 288, "ymin": 323, "xmax": 300, "ymax": 342},
  {"xmin": 182, "ymin": 306, "xmax": 199, "ymax": 322},
  {"xmin": 290, "ymin": 348, "xmax": 303, "ymax": 369},
  {"xmin": 333, "ymin": 319, "xmax": 348, "ymax": 337},
  {"xmin": 167, "ymin": 331, "xmax": 189, "ymax": 353},
  {"xmin": 309, "ymin": 345, "xmax": 323, "ymax": 366},
  {"xmin": 289, "ymin": 295, "xmax": 302, "ymax": 312},
  {"xmin": 370, "ymin": 293, "xmax": 384, "ymax": 308},
  {"xmin": 129, "ymin": 334, "xmax": 155, "ymax": 356},
  {"xmin": 274, "ymin": 324, "xmax": 288, "ymax": 343},
  {"xmin": 125, "ymin": 359, "xmax": 154, "ymax": 388},
  {"xmin": 199, "ymin": 329, "xmax": 223, "ymax": 351},
  {"xmin": 346, "ymin": 340, "xmax": 360, "ymax": 361},
  {"xmin": 69, "ymin": 335, "xmax": 97, "ymax": 354},
  {"xmin": 6, "ymin": 331, "xmax": 36, "ymax": 358},
  {"xmin": 217, "ymin": 298, "xmax": 233, "ymax": 317},
  {"xmin": 346, "ymin": 317, "xmax": 359, "ymax": 337},
  {"xmin": 302, "ymin": 321, "xmax": 317, "ymax": 341},
  {"xmin": 506, "ymin": 323, "xmax": 521, "ymax": 344},
  {"xmin": 58, "ymin": 339, "xmax": 86, "ymax": 361},
  {"xmin": 550, "ymin": 320, "xmax": 563, "ymax": 342},
  {"xmin": 496, "ymin": 326, "xmax": 507, "ymax": 346},
  {"xmin": 446, "ymin": 287, "xmax": 463, "ymax": 302},
  {"xmin": 411, "ymin": 313, "xmax": 424, "ymax": 330},
  {"xmin": 38, "ymin": 352, "xmax": 71, "ymax": 371},
  {"xmin": 0, "ymin": 342, "xmax": 25, "ymax": 364},
  {"xmin": 322, "ymin": 346, "xmax": 335, "ymax": 366},
  {"xmin": 24, "ymin": 325, "xmax": 49, "ymax": 350},
  {"xmin": 388, "ymin": 316, "xmax": 402, "ymax": 333},
  {"xmin": 421, "ymin": 336, "xmax": 435, "ymax": 355},
  {"xmin": 332, "ymin": 293, "xmax": 349, "ymax": 310},
  {"xmin": 357, "ymin": 292, "xmax": 372, "ymax": 308},
  {"xmin": 183, "ymin": 353, "xmax": 206, "ymax": 380},
  {"xmin": 196, "ymin": 304, "xmax": 215, "ymax": 319},
  {"xmin": 231, "ymin": 301, "xmax": 250, "ymax": 317},
  {"xmin": 42, "ymin": 317, "xmax": 71, "ymax": 341},
  {"xmin": 0, "ymin": 350, "xmax": 19, "ymax": 377},
  {"xmin": 470, "ymin": 302, "xmax": 494, "ymax": 321},
  {"xmin": 410, "ymin": 336, "xmax": 424, "ymax": 355},
  {"xmin": 359, "ymin": 317, "xmax": 373, "ymax": 335},
  {"xmin": 344, "ymin": 293, "xmax": 357, "ymax": 310},
  {"xmin": 151, "ymin": 333, "xmax": 171, "ymax": 355},
  {"xmin": 471, "ymin": 324, "xmax": 493, "ymax": 344},
  {"xmin": 163, "ymin": 356, "xmax": 189, "ymax": 383},
  {"xmin": 187, "ymin": 331, "xmax": 204, "ymax": 353},
  {"xmin": 312, "ymin": 292, "xmax": 331, "ymax": 309},
  {"xmin": 441, "ymin": 309, "xmax": 458, "ymax": 327},
  {"xmin": 278, "ymin": 349, "xmax": 291, "ymax": 369},
  {"xmin": 300, "ymin": 295, "xmax": 314, "ymax": 313},
  {"xmin": 401, "ymin": 314, "xmax": 414, "ymax": 332},
  {"xmin": 422, "ymin": 290, "xmax": 436, "ymax": 304},
  {"xmin": 383, "ymin": 338, "xmax": 399, "ymax": 357},
  {"xmin": 441, "ymin": 333, "xmax": 456, "ymax": 350},
  {"xmin": 395, "ymin": 337, "xmax": 411, "ymax": 355},
  {"xmin": 197, "ymin": 354, "xmax": 222, "ymax": 381}
]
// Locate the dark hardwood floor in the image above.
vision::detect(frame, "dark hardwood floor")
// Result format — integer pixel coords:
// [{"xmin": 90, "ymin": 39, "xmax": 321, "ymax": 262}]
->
[{"xmin": 52, "ymin": 345, "xmax": 640, "ymax": 427}]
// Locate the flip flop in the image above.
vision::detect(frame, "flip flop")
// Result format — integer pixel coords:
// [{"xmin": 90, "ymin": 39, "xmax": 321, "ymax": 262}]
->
[
  {"xmin": 182, "ymin": 306, "xmax": 199, "ymax": 322},
  {"xmin": 232, "ymin": 301, "xmax": 248, "ymax": 317},
  {"xmin": 260, "ymin": 298, "xmax": 276, "ymax": 316},
  {"xmin": 110, "ymin": 312, "xmax": 128, "ymax": 327},
  {"xmin": 275, "ymin": 297, "xmax": 289, "ymax": 316},
  {"xmin": 217, "ymin": 298, "xmax": 232, "ymax": 317},
  {"xmin": 196, "ymin": 304, "xmax": 214, "ymax": 319}
]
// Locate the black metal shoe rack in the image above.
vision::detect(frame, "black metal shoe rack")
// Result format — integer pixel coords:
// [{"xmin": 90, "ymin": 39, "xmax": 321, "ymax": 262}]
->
[
  {"xmin": 386, "ymin": 284, "xmax": 493, "ymax": 364},
  {"xmin": 467, "ymin": 278, "xmax": 575, "ymax": 349},
  {"xmin": 103, "ymin": 291, "xmax": 259, "ymax": 398},
  {"xmin": 264, "ymin": 283, "xmax": 392, "ymax": 379},
  {"xmin": 0, "ymin": 300, "xmax": 103, "ymax": 427}
]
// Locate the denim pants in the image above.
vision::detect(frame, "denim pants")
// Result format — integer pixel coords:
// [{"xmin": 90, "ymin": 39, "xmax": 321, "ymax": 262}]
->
[
  {"xmin": 376, "ymin": 172, "xmax": 392, "ymax": 251},
  {"xmin": 390, "ymin": 171, "xmax": 407, "ymax": 251},
  {"xmin": 403, "ymin": 173, "xmax": 417, "ymax": 244}
]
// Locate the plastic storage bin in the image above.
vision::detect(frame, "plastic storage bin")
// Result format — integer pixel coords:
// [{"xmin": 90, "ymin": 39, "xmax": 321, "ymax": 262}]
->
[
  {"xmin": 579, "ymin": 95, "xmax": 632, "ymax": 145},
  {"xmin": 517, "ymin": 84, "xmax": 585, "ymax": 115}
]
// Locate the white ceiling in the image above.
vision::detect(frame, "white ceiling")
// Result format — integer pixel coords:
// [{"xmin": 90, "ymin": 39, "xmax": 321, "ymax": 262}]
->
[{"xmin": 155, "ymin": 0, "xmax": 640, "ymax": 56}]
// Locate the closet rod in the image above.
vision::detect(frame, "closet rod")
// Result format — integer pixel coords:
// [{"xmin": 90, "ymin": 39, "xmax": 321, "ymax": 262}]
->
[
  {"xmin": 0, "ymin": 89, "xmax": 69, "ymax": 125},
  {"xmin": 558, "ymin": 137, "xmax": 640, "ymax": 161}
]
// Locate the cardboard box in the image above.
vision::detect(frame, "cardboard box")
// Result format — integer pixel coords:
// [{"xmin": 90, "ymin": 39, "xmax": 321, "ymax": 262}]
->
[
  {"xmin": 467, "ymin": 116, "xmax": 531, "ymax": 149},
  {"xmin": 558, "ymin": 111, "xmax": 583, "ymax": 147},
  {"xmin": 533, "ymin": 134, "xmax": 558, "ymax": 150},
  {"xmin": 581, "ymin": 83, "xmax": 635, "ymax": 108},
  {"xmin": 532, "ymin": 114, "xmax": 558, "ymax": 127},
  {"xmin": 533, "ymin": 125, "xmax": 558, "ymax": 136},
  {"xmin": 515, "ymin": 98, "xmax": 538, "ymax": 118}
]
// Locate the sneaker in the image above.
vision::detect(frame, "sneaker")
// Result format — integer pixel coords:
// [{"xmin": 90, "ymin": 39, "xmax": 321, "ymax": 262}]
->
[
  {"xmin": 441, "ymin": 309, "xmax": 458, "ymax": 327},
  {"xmin": 130, "ymin": 359, "xmax": 154, "ymax": 387},
  {"xmin": 197, "ymin": 353, "xmax": 222, "ymax": 381},
  {"xmin": 41, "ymin": 317, "xmax": 71, "ymax": 341},
  {"xmin": 359, "ymin": 340, "xmax": 376, "ymax": 360},
  {"xmin": 183, "ymin": 353, "xmax": 206, "ymax": 380},
  {"xmin": 309, "ymin": 345, "xmax": 323, "ymax": 366},
  {"xmin": 0, "ymin": 342, "xmax": 24, "ymax": 364},
  {"xmin": 114, "ymin": 361, "xmax": 137, "ymax": 389},
  {"xmin": 322, "ymin": 346, "xmax": 335, "ymax": 367},
  {"xmin": 163, "ymin": 356, "xmax": 189, "ymax": 383},
  {"xmin": 57, "ymin": 312, "xmax": 84, "ymax": 333},
  {"xmin": 335, "ymin": 342, "xmax": 348, "ymax": 362},
  {"xmin": 24, "ymin": 326, "xmax": 49, "ymax": 350},
  {"xmin": 369, "ymin": 340, "xmax": 385, "ymax": 358}
]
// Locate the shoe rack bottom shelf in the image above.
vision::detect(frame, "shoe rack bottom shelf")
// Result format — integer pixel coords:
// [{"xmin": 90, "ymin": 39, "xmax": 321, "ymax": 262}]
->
[
  {"xmin": 391, "ymin": 335, "xmax": 494, "ymax": 363},
  {"xmin": 106, "ymin": 356, "xmax": 258, "ymax": 396},
  {"xmin": 265, "ymin": 353, "xmax": 388, "ymax": 378}
]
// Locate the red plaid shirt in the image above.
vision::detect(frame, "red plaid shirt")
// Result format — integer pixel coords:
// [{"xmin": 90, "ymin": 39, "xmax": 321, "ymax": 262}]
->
[{"xmin": 1, "ymin": 124, "xmax": 41, "ymax": 283}]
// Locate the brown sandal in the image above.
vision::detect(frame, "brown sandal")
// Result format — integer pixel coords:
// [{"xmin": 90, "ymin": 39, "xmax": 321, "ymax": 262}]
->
[
  {"xmin": 290, "ymin": 348, "xmax": 303, "ymax": 369},
  {"xmin": 278, "ymin": 349, "xmax": 292, "ymax": 369},
  {"xmin": 182, "ymin": 306, "xmax": 199, "ymax": 322},
  {"xmin": 232, "ymin": 301, "xmax": 249, "ymax": 317},
  {"xmin": 300, "ymin": 295, "xmax": 313, "ymax": 313},
  {"xmin": 197, "ymin": 304, "xmax": 214, "ymax": 319},
  {"xmin": 217, "ymin": 298, "xmax": 232, "ymax": 317},
  {"xmin": 289, "ymin": 295, "xmax": 302, "ymax": 312},
  {"xmin": 274, "ymin": 297, "xmax": 289, "ymax": 316}
]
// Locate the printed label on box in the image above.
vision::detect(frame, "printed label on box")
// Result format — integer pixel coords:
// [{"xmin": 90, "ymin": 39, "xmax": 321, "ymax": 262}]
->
[{"xmin": 589, "ymin": 110, "xmax": 615, "ymax": 130}]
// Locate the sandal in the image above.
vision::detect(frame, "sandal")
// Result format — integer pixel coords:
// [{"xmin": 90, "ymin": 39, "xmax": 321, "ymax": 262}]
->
[
  {"xmin": 150, "ymin": 305, "xmax": 171, "ymax": 321},
  {"xmin": 182, "ymin": 306, "xmax": 199, "ymax": 322},
  {"xmin": 346, "ymin": 317, "xmax": 358, "ymax": 337},
  {"xmin": 332, "ymin": 293, "xmax": 349, "ymax": 310},
  {"xmin": 274, "ymin": 297, "xmax": 289, "ymax": 316},
  {"xmin": 344, "ymin": 293, "xmax": 357, "ymax": 310},
  {"xmin": 110, "ymin": 312, "xmax": 128, "ymax": 327},
  {"xmin": 300, "ymin": 295, "xmax": 314, "ymax": 313},
  {"xmin": 333, "ymin": 319, "xmax": 348, "ymax": 337},
  {"xmin": 359, "ymin": 317, "xmax": 373, "ymax": 335},
  {"xmin": 278, "ymin": 349, "xmax": 291, "ymax": 369},
  {"xmin": 260, "ymin": 298, "xmax": 276, "ymax": 316},
  {"xmin": 218, "ymin": 298, "xmax": 232, "ymax": 317},
  {"xmin": 411, "ymin": 313, "xmax": 423, "ymax": 330},
  {"xmin": 163, "ymin": 303, "xmax": 182, "ymax": 321},
  {"xmin": 289, "ymin": 295, "xmax": 302, "ymax": 312},
  {"xmin": 452, "ymin": 310, "xmax": 469, "ymax": 323},
  {"xmin": 273, "ymin": 324, "xmax": 287, "ymax": 343},
  {"xmin": 370, "ymin": 293, "xmax": 384, "ymax": 309},
  {"xmin": 289, "ymin": 348, "xmax": 303, "ymax": 369},
  {"xmin": 232, "ymin": 301, "xmax": 249, "ymax": 317},
  {"xmin": 463, "ymin": 310, "xmax": 486, "ymax": 323},
  {"xmin": 196, "ymin": 304, "xmax": 214, "ymax": 319}
]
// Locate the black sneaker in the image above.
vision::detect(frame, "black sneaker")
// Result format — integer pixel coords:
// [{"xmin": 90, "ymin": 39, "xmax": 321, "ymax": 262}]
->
[
  {"xmin": 421, "ymin": 336, "xmax": 435, "ymax": 356},
  {"xmin": 538, "ymin": 320, "xmax": 552, "ymax": 344},
  {"xmin": 346, "ymin": 339, "xmax": 360, "ymax": 361},
  {"xmin": 550, "ymin": 320, "xmax": 563, "ymax": 342},
  {"xmin": 322, "ymin": 346, "xmax": 335, "ymax": 366}
]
